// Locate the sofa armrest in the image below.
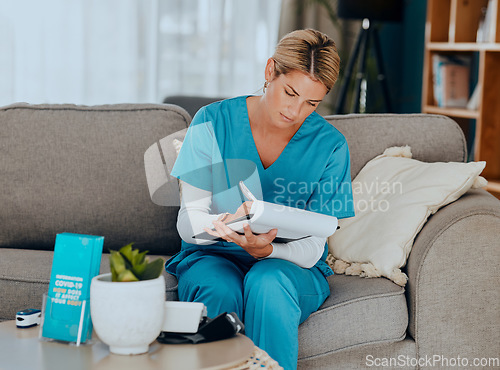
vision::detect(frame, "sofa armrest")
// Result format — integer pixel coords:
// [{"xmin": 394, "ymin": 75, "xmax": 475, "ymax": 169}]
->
[{"xmin": 406, "ymin": 189, "xmax": 500, "ymax": 359}]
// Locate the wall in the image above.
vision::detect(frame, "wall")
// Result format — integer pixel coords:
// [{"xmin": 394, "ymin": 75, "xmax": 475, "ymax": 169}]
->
[{"xmin": 379, "ymin": 0, "xmax": 427, "ymax": 113}]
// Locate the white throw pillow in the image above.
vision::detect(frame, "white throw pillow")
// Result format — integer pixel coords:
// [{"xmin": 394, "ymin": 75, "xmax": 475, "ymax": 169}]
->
[{"xmin": 327, "ymin": 146, "xmax": 486, "ymax": 286}]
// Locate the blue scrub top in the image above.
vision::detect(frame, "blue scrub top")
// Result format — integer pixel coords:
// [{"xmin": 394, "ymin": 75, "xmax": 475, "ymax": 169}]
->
[{"xmin": 167, "ymin": 95, "xmax": 355, "ymax": 277}]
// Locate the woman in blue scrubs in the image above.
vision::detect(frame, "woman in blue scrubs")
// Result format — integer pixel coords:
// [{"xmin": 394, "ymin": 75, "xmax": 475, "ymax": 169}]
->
[{"xmin": 166, "ymin": 29, "xmax": 355, "ymax": 369}]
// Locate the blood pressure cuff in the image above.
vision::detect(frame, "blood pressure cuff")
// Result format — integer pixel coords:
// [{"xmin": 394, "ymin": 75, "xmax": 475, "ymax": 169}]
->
[{"xmin": 157, "ymin": 312, "xmax": 244, "ymax": 344}]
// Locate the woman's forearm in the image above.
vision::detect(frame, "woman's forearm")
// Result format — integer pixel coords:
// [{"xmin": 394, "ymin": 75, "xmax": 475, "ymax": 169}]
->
[
  {"xmin": 267, "ymin": 236, "xmax": 326, "ymax": 268},
  {"xmin": 176, "ymin": 180, "xmax": 224, "ymax": 245},
  {"xmin": 177, "ymin": 180, "xmax": 327, "ymax": 266}
]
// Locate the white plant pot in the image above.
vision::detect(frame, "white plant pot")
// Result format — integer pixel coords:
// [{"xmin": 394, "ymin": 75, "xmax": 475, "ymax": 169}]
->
[{"xmin": 90, "ymin": 273, "xmax": 165, "ymax": 355}]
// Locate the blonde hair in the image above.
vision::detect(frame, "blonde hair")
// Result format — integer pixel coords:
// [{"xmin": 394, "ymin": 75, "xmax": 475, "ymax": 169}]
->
[{"xmin": 271, "ymin": 29, "xmax": 340, "ymax": 92}]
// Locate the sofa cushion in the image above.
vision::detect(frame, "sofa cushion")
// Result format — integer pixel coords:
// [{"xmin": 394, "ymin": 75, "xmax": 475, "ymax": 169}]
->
[
  {"xmin": 326, "ymin": 114, "xmax": 467, "ymax": 178},
  {"xmin": 298, "ymin": 274, "xmax": 408, "ymax": 360},
  {"xmin": 0, "ymin": 103, "xmax": 190, "ymax": 255},
  {"xmin": 160, "ymin": 271, "xmax": 407, "ymax": 358},
  {"xmin": 0, "ymin": 248, "xmax": 171, "ymax": 322}
]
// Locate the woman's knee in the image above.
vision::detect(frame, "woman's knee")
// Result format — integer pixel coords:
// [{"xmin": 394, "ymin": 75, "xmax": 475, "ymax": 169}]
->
[
  {"xmin": 244, "ymin": 259, "xmax": 300, "ymax": 303},
  {"xmin": 244, "ymin": 259, "xmax": 299, "ymax": 287},
  {"xmin": 243, "ymin": 259, "xmax": 329, "ymax": 317},
  {"xmin": 177, "ymin": 255, "xmax": 245, "ymax": 310}
]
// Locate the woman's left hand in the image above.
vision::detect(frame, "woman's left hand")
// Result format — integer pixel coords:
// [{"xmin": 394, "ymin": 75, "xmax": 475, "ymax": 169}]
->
[{"xmin": 203, "ymin": 221, "xmax": 277, "ymax": 259}]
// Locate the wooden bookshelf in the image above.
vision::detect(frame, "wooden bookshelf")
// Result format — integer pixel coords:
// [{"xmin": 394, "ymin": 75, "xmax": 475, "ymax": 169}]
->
[{"xmin": 422, "ymin": 0, "xmax": 500, "ymax": 198}]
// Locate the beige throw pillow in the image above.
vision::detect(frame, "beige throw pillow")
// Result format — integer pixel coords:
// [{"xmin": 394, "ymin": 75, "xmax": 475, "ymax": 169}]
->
[{"xmin": 327, "ymin": 146, "xmax": 486, "ymax": 286}]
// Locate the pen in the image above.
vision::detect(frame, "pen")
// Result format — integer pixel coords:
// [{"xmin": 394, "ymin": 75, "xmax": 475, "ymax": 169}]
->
[{"xmin": 239, "ymin": 181, "xmax": 257, "ymax": 202}]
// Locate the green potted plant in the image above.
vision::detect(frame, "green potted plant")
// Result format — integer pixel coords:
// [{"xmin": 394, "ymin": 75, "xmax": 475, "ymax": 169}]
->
[
  {"xmin": 90, "ymin": 244, "xmax": 165, "ymax": 355},
  {"xmin": 108, "ymin": 243, "xmax": 165, "ymax": 282}
]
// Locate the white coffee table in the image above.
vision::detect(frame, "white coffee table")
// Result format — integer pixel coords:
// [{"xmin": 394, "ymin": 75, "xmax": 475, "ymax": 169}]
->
[{"xmin": 0, "ymin": 320, "xmax": 263, "ymax": 370}]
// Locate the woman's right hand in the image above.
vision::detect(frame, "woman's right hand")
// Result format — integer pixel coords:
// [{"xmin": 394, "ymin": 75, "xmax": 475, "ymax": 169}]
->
[{"xmin": 205, "ymin": 200, "xmax": 277, "ymax": 259}]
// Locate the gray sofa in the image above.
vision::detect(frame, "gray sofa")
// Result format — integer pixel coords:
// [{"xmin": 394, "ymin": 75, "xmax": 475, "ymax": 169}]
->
[{"xmin": 1, "ymin": 103, "xmax": 499, "ymax": 369}]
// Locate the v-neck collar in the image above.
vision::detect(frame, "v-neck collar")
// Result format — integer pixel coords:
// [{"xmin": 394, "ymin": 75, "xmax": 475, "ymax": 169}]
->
[{"xmin": 241, "ymin": 95, "xmax": 309, "ymax": 171}]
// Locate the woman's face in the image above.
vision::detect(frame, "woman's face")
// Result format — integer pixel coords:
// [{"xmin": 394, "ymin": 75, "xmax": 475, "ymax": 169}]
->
[{"xmin": 264, "ymin": 59, "xmax": 328, "ymax": 130}]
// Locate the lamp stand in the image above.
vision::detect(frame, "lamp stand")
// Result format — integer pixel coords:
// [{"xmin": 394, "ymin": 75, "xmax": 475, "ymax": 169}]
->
[{"xmin": 335, "ymin": 19, "xmax": 392, "ymax": 114}]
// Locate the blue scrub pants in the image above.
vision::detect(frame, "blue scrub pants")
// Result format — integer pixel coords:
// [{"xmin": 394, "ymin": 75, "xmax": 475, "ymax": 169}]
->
[{"xmin": 175, "ymin": 251, "xmax": 330, "ymax": 370}]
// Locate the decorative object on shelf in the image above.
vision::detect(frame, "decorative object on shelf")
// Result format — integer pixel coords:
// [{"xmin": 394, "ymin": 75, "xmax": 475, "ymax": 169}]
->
[
  {"xmin": 477, "ymin": 0, "xmax": 495, "ymax": 43},
  {"xmin": 432, "ymin": 54, "xmax": 471, "ymax": 108},
  {"xmin": 335, "ymin": 0, "xmax": 403, "ymax": 114},
  {"xmin": 466, "ymin": 84, "xmax": 481, "ymax": 111},
  {"xmin": 90, "ymin": 244, "xmax": 165, "ymax": 355}
]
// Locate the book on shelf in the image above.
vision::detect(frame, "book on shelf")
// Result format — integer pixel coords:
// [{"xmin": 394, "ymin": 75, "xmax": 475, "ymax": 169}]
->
[
  {"xmin": 192, "ymin": 181, "xmax": 339, "ymax": 243},
  {"xmin": 477, "ymin": 0, "xmax": 495, "ymax": 43},
  {"xmin": 432, "ymin": 54, "xmax": 471, "ymax": 108},
  {"xmin": 466, "ymin": 84, "xmax": 481, "ymax": 111}
]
